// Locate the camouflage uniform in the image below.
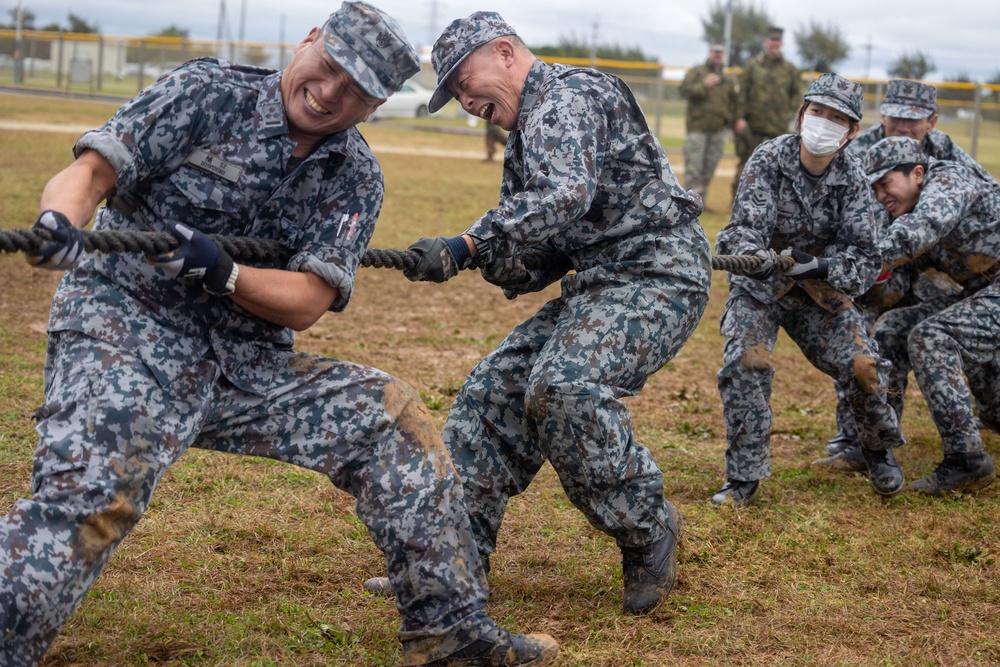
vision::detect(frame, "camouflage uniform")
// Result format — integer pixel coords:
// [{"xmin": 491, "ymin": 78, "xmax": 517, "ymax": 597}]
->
[
  {"xmin": 715, "ymin": 134, "xmax": 904, "ymax": 482},
  {"xmin": 868, "ymin": 140, "xmax": 1000, "ymax": 456},
  {"xmin": 0, "ymin": 52, "xmax": 497, "ymax": 667},
  {"xmin": 732, "ymin": 52, "xmax": 801, "ymax": 197},
  {"xmin": 445, "ymin": 59, "xmax": 712, "ymax": 556},
  {"xmin": 851, "ymin": 125, "xmax": 996, "ymax": 186},
  {"xmin": 830, "ymin": 80, "xmax": 997, "ymax": 447},
  {"xmin": 679, "ymin": 57, "xmax": 737, "ymax": 201}
]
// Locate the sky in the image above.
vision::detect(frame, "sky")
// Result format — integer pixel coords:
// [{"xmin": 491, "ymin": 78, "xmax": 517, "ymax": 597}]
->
[{"xmin": 5, "ymin": 0, "xmax": 1000, "ymax": 82}]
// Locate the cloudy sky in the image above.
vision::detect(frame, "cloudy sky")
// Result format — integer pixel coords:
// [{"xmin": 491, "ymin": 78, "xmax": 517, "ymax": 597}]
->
[{"xmin": 7, "ymin": 0, "xmax": 1000, "ymax": 81}]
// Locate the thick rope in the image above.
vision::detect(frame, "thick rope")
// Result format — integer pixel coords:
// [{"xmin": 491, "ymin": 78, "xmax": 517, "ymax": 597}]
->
[{"xmin": 0, "ymin": 227, "xmax": 791, "ymax": 276}]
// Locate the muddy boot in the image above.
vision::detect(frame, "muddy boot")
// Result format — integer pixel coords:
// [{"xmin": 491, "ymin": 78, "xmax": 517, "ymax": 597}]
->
[
  {"xmin": 860, "ymin": 446, "xmax": 905, "ymax": 497},
  {"xmin": 710, "ymin": 479, "xmax": 759, "ymax": 507},
  {"xmin": 365, "ymin": 556, "xmax": 491, "ymax": 598},
  {"xmin": 811, "ymin": 444, "xmax": 867, "ymax": 473},
  {"xmin": 413, "ymin": 625, "xmax": 558, "ymax": 666},
  {"xmin": 910, "ymin": 451, "xmax": 996, "ymax": 495},
  {"xmin": 824, "ymin": 428, "xmax": 861, "ymax": 456},
  {"xmin": 620, "ymin": 503, "xmax": 682, "ymax": 616}
]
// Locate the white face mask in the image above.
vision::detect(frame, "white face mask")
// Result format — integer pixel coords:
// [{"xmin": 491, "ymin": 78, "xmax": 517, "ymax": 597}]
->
[{"xmin": 800, "ymin": 114, "xmax": 849, "ymax": 157}]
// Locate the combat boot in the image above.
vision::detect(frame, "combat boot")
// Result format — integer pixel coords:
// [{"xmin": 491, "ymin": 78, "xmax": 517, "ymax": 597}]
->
[
  {"xmin": 910, "ymin": 451, "xmax": 996, "ymax": 495},
  {"xmin": 710, "ymin": 479, "xmax": 759, "ymax": 507},
  {"xmin": 364, "ymin": 556, "xmax": 491, "ymax": 598},
  {"xmin": 412, "ymin": 625, "xmax": 558, "ymax": 666},
  {"xmin": 811, "ymin": 444, "xmax": 866, "ymax": 473},
  {"xmin": 824, "ymin": 428, "xmax": 861, "ymax": 456},
  {"xmin": 860, "ymin": 446, "xmax": 904, "ymax": 497},
  {"xmin": 620, "ymin": 503, "xmax": 682, "ymax": 615}
]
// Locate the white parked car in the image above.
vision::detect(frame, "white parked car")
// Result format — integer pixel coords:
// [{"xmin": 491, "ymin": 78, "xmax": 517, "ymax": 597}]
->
[{"xmin": 371, "ymin": 81, "xmax": 434, "ymax": 119}]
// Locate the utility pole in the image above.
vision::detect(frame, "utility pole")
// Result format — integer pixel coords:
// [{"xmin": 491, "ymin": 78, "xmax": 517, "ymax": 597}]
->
[
  {"xmin": 590, "ymin": 19, "xmax": 598, "ymax": 67},
  {"xmin": 428, "ymin": 0, "xmax": 438, "ymax": 47},
  {"xmin": 14, "ymin": 0, "xmax": 24, "ymax": 85},
  {"xmin": 864, "ymin": 37, "xmax": 873, "ymax": 79},
  {"xmin": 723, "ymin": 0, "xmax": 733, "ymax": 68}
]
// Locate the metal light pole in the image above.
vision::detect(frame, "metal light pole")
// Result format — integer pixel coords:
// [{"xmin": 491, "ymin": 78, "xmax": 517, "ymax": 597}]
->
[
  {"xmin": 14, "ymin": 0, "xmax": 25, "ymax": 85},
  {"xmin": 723, "ymin": 0, "xmax": 733, "ymax": 68}
]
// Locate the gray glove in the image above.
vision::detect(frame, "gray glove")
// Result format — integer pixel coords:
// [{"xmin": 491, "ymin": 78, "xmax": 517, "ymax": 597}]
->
[{"xmin": 743, "ymin": 248, "xmax": 778, "ymax": 281}]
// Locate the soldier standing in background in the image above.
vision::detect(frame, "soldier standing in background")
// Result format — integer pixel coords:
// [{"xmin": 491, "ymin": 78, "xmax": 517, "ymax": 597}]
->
[
  {"xmin": 484, "ymin": 121, "xmax": 508, "ymax": 162},
  {"xmin": 679, "ymin": 43, "xmax": 737, "ymax": 209},
  {"xmin": 731, "ymin": 26, "xmax": 801, "ymax": 199}
]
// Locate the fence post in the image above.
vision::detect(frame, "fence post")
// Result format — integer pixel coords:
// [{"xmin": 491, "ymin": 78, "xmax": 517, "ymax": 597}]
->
[
  {"xmin": 97, "ymin": 36, "xmax": 104, "ymax": 91},
  {"xmin": 55, "ymin": 33, "xmax": 64, "ymax": 88},
  {"xmin": 654, "ymin": 65, "xmax": 664, "ymax": 136},
  {"xmin": 137, "ymin": 39, "xmax": 145, "ymax": 94},
  {"xmin": 970, "ymin": 83, "xmax": 982, "ymax": 160}
]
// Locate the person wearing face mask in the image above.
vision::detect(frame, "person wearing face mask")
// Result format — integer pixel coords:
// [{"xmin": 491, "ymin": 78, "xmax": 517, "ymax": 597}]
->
[
  {"xmin": 819, "ymin": 78, "xmax": 997, "ymax": 466},
  {"xmin": 712, "ymin": 73, "xmax": 906, "ymax": 507}
]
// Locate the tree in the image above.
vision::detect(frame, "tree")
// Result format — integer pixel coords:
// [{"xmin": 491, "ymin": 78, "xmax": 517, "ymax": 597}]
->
[
  {"xmin": 152, "ymin": 25, "xmax": 191, "ymax": 39},
  {"xmin": 1, "ymin": 8, "xmax": 36, "ymax": 29},
  {"xmin": 888, "ymin": 50, "xmax": 935, "ymax": 80},
  {"xmin": 531, "ymin": 33, "xmax": 655, "ymax": 62},
  {"xmin": 66, "ymin": 13, "xmax": 99, "ymax": 34},
  {"xmin": 701, "ymin": 0, "xmax": 774, "ymax": 67},
  {"xmin": 793, "ymin": 20, "xmax": 849, "ymax": 73}
]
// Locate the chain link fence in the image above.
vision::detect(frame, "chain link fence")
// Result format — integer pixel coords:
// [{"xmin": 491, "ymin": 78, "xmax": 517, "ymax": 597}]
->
[{"xmin": 2, "ymin": 28, "xmax": 997, "ymax": 165}]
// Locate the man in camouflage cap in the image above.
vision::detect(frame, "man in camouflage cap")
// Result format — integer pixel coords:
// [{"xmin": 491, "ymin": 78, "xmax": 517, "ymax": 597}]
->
[
  {"xmin": 823, "ymin": 79, "xmax": 997, "ymax": 463},
  {"xmin": 731, "ymin": 25, "xmax": 802, "ymax": 200},
  {"xmin": 400, "ymin": 9, "xmax": 712, "ymax": 619},
  {"xmin": 849, "ymin": 79, "xmax": 995, "ymax": 184},
  {"xmin": 863, "ymin": 136, "xmax": 999, "ymax": 496},
  {"xmin": 0, "ymin": 3, "xmax": 553, "ymax": 666},
  {"xmin": 680, "ymin": 43, "xmax": 737, "ymax": 208}
]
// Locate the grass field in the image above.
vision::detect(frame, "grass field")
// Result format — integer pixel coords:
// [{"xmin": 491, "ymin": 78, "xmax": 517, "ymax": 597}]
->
[{"xmin": 1, "ymin": 92, "xmax": 999, "ymax": 667}]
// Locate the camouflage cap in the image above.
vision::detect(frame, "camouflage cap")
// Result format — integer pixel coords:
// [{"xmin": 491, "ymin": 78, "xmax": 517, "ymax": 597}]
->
[
  {"xmin": 880, "ymin": 79, "xmax": 937, "ymax": 119},
  {"xmin": 803, "ymin": 72, "xmax": 864, "ymax": 122},
  {"xmin": 429, "ymin": 11, "xmax": 518, "ymax": 113},
  {"xmin": 766, "ymin": 26, "xmax": 784, "ymax": 39},
  {"xmin": 864, "ymin": 136, "xmax": 927, "ymax": 184},
  {"xmin": 321, "ymin": 1, "xmax": 419, "ymax": 100}
]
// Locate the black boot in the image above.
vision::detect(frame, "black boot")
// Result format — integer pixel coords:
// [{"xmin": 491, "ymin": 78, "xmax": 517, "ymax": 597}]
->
[
  {"xmin": 824, "ymin": 428, "xmax": 861, "ymax": 456},
  {"xmin": 415, "ymin": 625, "xmax": 559, "ymax": 666},
  {"xmin": 710, "ymin": 479, "xmax": 759, "ymax": 507},
  {"xmin": 910, "ymin": 451, "xmax": 996, "ymax": 495},
  {"xmin": 812, "ymin": 444, "xmax": 867, "ymax": 473},
  {"xmin": 620, "ymin": 503, "xmax": 682, "ymax": 616},
  {"xmin": 860, "ymin": 446, "xmax": 905, "ymax": 497}
]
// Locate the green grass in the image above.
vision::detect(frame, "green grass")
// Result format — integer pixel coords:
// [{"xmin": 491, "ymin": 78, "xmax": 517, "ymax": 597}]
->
[{"xmin": 1, "ymin": 91, "xmax": 999, "ymax": 666}]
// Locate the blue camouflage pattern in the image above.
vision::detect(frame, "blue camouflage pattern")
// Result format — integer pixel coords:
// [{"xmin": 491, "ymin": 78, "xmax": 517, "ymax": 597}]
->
[
  {"xmin": 449, "ymin": 59, "xmax": 712, "ymax": 553},
  {"xmin": 429, "ymin": 11, "xmax": 517, "ymax": 114},
  {"xmin": 879, "ymin": 79, "xmax": 937, "ymax": 120},
  {"xmin": 849, "ymin": 123, "xmax": 997, "ymax": 186},
  {"xmin": 321, "ymin": 1, "xmax": 420, "ymax": 100},
  {"xmin": 0, "ymin": 57, "xmax": 499, "ymax": 666},
  {"xmin": 871, "ymin": 156, "xmax": 1000, "ymax": 455},
  {"xmin": 715, "ymin": 134, "xmax": 904, "ymax": 481}
]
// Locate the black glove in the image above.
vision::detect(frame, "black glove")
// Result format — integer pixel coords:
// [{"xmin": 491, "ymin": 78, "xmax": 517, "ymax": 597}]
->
[
  {"xmin": 742, "ymin": 248, "xmax": 778, "ymax": 281},
  {"xmin": 27, "ymin": 210, "xmax": 85, "ymax": 270},
  {"xmin": 781, "ymin": 248, "xmax": 829, "ymax": 280},
  {"xmin": 403, "ymin": 236, "xmax": 474, "ymax": 283},
  {"xmin": 149, "ymin": 223, "xmax": 238, "ymax": 295},
  {"xmin": 481, "ymin": 253, "xmax": 529, "ymax": 288}
]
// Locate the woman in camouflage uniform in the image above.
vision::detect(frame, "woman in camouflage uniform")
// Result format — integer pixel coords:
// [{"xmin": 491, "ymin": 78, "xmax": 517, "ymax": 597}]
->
[{"xmin": 713, "ymin": 73, "xmax": 906, "ymax": 507}]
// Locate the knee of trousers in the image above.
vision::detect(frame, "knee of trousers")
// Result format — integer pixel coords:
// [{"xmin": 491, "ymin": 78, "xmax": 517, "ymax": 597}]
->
[{"xmin": 837, "ymin": 352, "xmax": 887, "ymax": 396}]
